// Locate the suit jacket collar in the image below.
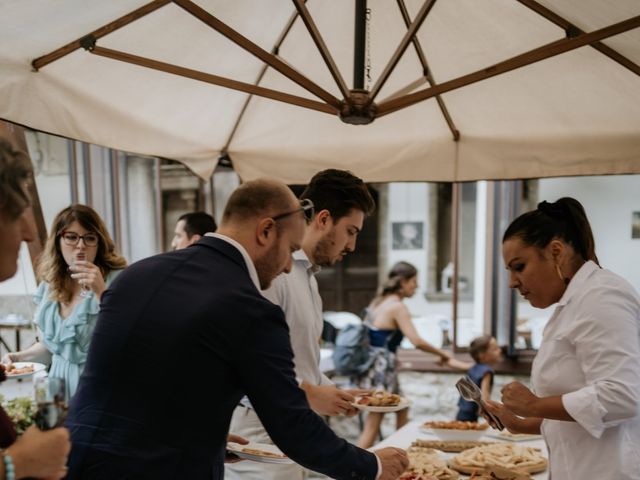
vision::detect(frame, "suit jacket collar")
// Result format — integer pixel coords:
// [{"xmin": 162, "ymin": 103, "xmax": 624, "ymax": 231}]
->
[{"xmin": 200, "ymin": 233, "xmax": 261, "ymax": 291}]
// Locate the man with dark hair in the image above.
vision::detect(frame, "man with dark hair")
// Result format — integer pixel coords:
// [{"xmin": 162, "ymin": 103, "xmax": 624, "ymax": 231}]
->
[
  {"xmin": 227, "ymin": 169, "xmax": 377, "ymax": 480},
  {"xmin": 170, "ymin": 211, "xmax": 217, "ymax": 250},
  {"xmin": 66, "ymin": 178, "xmax": 407, "ymax": 480}
]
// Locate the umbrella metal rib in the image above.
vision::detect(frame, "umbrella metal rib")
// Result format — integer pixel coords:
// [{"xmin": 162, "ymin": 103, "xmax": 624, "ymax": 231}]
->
[
  {"xmin": 366, "ymin": 0, "xmax": 438, "ymax": 105},
  {"xmin": 89, "ymin": 45, "xmax": 336, "ymax": 115},
  {"xmin": 222, "ymin": 7, "xmax": 304, "ymax": 154},
  {"xmin": 376, "ymin": 14, "xmax": 640, "ymax": 116},
  {"xmin": 28, "ymin": 0, "xmax": 640, "ymax": 128},
  {"xmin": 32, "ymin": 0, "xmax": 171, "ymax": 71},
  {"xmin": 395, "ymin": 0, "xmax": 460, "ymax": 141},
  {"xmin": 292, "ymin": 0, "xmax": 351, "ymax": 100},
  {"xmin": 173, "ymin": 0, "xmax": 342, "ymax": 110},
  {"xmin": 517, "ymin": 0, "xmax": 640, "ymax": 77}
]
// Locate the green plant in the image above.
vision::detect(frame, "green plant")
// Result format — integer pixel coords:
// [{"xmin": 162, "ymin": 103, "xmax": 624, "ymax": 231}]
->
[{"xmin": 0, "ymin": 395, "xmax": 36, "ymax": 434}]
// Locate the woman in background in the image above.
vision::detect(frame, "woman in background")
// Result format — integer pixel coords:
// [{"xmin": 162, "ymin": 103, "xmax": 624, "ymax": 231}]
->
[
  {"xmin": 4, "ymin": 204, "xmax": 126, "ymax": 399},
  {"xmin": 356, "ymin": 261, "xmax": 472, "ymax": 448},
  {"xmin": 486, "ymin": 197, "xmax": 640, "ymax": 480}
]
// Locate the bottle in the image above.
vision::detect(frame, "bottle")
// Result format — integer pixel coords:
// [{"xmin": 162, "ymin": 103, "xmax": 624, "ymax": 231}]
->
[{"xmin": 441, "ymin": 262, "xmax": 454, "ymax": 293}]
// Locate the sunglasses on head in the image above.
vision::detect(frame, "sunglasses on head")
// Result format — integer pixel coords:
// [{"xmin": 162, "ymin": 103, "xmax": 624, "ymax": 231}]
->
[{"xmin": 272, "ymin": 198, "xmax": 315, "ymax": 223}]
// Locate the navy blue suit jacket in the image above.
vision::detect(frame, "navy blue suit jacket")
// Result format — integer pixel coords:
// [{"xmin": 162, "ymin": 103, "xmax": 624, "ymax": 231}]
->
[{"xmin": 66, "ymin": 236, "xmax": 378, "ymax": 479}]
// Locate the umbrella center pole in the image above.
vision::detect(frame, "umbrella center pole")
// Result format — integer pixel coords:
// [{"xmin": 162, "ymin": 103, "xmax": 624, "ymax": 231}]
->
[{"xmin": 342, "ymin": 0, "xmax": 376, "ymax": 125}]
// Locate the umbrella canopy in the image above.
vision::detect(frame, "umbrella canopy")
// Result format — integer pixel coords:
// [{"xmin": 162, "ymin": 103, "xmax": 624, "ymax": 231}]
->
[{"xmin": 1, "ymin": 0, "xmax": 639, "ymax": 182}]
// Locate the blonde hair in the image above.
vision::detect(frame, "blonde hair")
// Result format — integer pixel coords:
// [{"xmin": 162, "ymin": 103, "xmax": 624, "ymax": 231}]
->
[{"xmin": 37, "ymin": 205, "xmax": 127, "ymax": 303}]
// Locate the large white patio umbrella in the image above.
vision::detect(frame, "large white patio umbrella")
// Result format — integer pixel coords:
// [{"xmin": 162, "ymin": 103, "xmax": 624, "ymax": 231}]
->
[{"xmin": 1, "ymin": 0, "xmax": 639, "ymax": 183}]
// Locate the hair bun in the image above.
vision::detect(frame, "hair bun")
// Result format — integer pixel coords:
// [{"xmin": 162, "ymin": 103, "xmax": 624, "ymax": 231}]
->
[{"xmin": 537, "ymin": 200, "xmax": 565, "ymax": 218}]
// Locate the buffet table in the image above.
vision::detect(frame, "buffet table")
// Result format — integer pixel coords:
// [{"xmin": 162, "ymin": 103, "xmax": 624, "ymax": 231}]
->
[{"xmin": 373, "ymin": 420, "xmax": 550, "ymax": 480}]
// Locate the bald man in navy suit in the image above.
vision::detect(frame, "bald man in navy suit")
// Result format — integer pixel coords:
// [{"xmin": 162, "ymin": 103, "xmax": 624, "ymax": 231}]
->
[{"xmin": 66, "ymin": 178, "xmax": 408, "ymax": 480}]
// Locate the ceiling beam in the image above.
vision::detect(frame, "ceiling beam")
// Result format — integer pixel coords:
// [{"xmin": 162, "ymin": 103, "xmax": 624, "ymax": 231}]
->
[{"xmin": 377, "ymin": 15, "xmax": 640, "ymax": 116}]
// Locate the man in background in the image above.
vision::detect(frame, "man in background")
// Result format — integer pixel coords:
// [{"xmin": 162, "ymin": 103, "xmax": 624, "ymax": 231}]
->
[
  {"xmin": 171, "ymin": 211, "xmax": 216, "ymax": 250},
  {"xmin": 227, "ymin": 169, "xmax": 376, "ymax": 480}
]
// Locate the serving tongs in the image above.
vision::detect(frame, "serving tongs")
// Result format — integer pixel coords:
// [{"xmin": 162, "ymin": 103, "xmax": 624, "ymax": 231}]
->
[{"xmin": 456, "ymin": 375, "xmax": 504, "ymax": 431}]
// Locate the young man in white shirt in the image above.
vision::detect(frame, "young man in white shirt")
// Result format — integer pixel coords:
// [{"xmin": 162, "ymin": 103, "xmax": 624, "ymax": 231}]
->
[{"xmin": 226, "ymin": 169, "xmax": 376, "ymax": 480}]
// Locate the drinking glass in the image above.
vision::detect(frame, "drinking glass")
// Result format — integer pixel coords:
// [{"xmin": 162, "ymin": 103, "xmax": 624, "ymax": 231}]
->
[
  {"xmin": 34, "ymin": 377, "xmax": 67, "ymax": 430},
  {"xmin": 73, "ymin": 253, "xmax": 92, "ymax": 298}
]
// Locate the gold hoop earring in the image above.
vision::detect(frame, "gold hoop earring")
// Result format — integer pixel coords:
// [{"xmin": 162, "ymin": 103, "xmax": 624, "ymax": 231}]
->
[
  {"xmin": 555, "ymin": 263, "xmax": 570, "ymax": 286},
  {"xmin": 555, "ymin": 263, "xmax": 564, "ymax": 281}
]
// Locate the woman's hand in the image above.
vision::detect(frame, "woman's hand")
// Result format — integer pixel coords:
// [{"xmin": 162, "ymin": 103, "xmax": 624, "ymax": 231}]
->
[
  {"xmin": 501, "ymin": 381, "xmax": 540, "ymax": 417},
  {"xmin": 483, "ymin": 400, "xmax": 523, "ymax": 432},
  {"xmin": 7, "ymin": 426, "xmax": 70, "ymax": 479},
  {"xmin": 70, "ymin": 261, "xmax": 106, "ymax": 298},
  {"xmin": 1, "ymin": 353, "xmax": 16, "ymax": 366}
]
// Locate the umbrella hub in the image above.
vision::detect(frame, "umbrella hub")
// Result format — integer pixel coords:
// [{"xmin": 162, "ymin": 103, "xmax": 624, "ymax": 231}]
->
[{"xmin": 340, "ymin": 89, "xmax": 376, "ymax": 125}]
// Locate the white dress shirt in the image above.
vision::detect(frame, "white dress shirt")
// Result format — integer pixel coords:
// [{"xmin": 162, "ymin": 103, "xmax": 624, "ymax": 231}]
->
[
  {"xmin": 531, "ymin": 261, "xmax": 640, "ymax": 479},
  {"xmin": 206, "ymin": 233, "xmax": 261, "ymax": 290},
  {"xmin": 262, "ymin": 250, "xmax": 332, "ymax": 386}
]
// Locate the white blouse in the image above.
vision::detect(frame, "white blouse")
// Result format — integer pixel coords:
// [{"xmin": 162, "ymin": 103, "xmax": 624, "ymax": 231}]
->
[{"xmin": 531, "ymin": 261, "xmax": 640, "ymax": 479}]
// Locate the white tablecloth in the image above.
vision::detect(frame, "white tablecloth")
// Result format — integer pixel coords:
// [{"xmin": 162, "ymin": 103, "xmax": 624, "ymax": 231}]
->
[
  {"xmin": 372, "ymin": 420, "xmax": 549, "ymax": 480},
  {"xmin": 0, "ymin": 370, "xmax": 47, "ymax": 401}
]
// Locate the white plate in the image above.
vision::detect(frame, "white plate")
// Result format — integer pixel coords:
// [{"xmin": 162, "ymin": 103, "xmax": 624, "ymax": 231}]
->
[
  {"xmin": 226, "ymin": 442, "xmax": 293, "ymax": 464},
  {"xmin": 485, "ymin": 431, "xmax": 543, "ymax": 442},
  {"xmin": 419, "ymin": 426, "xmax": 487, "ymax": 441},
  {"xmin": 4, "ymin": 362, "xmax": 46, "ymax": 380},
  {"xmin": 351, "ymin": 397, "xmax": 412, "ymax": 413}
]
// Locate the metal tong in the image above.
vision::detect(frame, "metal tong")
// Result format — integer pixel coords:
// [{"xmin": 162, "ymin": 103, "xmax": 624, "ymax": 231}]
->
[{"xmin": 456, "ymin": 375, "xmax": 504, "ymax": 431}]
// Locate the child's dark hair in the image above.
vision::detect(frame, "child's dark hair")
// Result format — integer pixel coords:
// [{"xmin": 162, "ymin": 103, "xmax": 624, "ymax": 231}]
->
[{"xmin": 469, "ymin": 335, "xmax": 493, "ymax": 363}]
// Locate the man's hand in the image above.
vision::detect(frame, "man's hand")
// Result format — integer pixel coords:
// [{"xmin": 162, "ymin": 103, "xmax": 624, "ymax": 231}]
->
[
  {"xmin": 8, "ymin": 426, "xmax": 70, "ymax": 480},
  {"xmin": 374, "ymin": 447, "xmax": 409, "ymax": 480},
  {"xmin": 302, "ymin": 383, "xmax": 358, "ymax": 416},
  {"xmin": 225, "ymin": 433, "xmax": 249, "ymax": 464},
  {"xmin": 501, "ymin": 381, "xmax": 539, "ymax": 417}
]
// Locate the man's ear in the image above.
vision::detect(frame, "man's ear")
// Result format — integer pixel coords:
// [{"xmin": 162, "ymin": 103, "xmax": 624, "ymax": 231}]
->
[
  {"xmin": 188, "ymin": 234, "xmax": 202, "ymax": 245},
  {"xmin": 314, "ymin": 209, "xmax": 332, "ymax": 230},
  {"xmin": 256, "ymin": 218, "xmax": 276, "ymax": 247}
]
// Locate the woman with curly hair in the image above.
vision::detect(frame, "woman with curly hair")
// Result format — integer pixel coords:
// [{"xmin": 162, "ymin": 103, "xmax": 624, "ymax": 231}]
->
[{"xmin": 3, "ymin": 204, "xmax": 126, "ymax": 399}]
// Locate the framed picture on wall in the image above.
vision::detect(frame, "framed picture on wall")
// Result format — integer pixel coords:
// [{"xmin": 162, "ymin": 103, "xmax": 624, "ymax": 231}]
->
[
  {"xmin": 632, "ymin": 212, "xmax": 640, "ymax": 239},
  {"xmin": 392, "ymin": 221, "xmax": 423, "ymax": 250}
]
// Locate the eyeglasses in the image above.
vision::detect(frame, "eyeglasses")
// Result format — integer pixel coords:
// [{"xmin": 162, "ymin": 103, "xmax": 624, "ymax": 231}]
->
[
  {"xmin": 61, "ymin": 231, "xmax": 99, "ymax": 247},
  {"xmin": 272, "ymin": 198, "xmax": 315, "ymax": 223}
]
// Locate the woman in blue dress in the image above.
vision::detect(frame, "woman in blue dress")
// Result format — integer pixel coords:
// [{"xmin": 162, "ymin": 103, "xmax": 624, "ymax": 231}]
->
[
  {"xmin": 3, "ymin": 204, "xmax": 126, "ymax": 399},
  {"xmin": 356, "ymin": 261, "xmax": 472, "ymax": 448}
]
